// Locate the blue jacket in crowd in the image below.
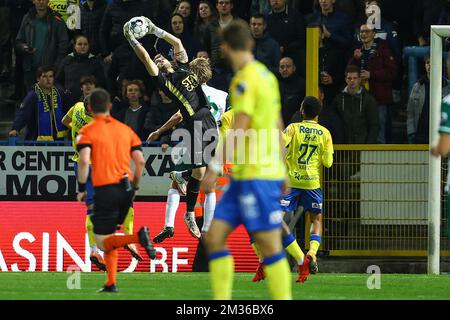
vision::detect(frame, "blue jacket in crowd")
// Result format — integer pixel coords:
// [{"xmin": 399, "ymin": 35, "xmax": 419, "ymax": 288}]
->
[
  {"xmin": 253, "ymin": 33, "xmax": 281, "ymax": 75},
  {"xmin": 307, "ymin": 9, "xmax": 354, "ymax": 50},
  {"xmin": 266, "ymin": 6, "xmax": 306, "ymax": 57}
]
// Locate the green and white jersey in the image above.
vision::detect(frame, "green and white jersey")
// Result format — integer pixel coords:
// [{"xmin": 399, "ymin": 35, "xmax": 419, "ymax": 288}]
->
[
  {"xmin": 439, "ymin": 94, "xmax": 450, "ymax": 135},
  {"xmin": 439, "ymin": 94, "xmax": 450, "ymax": 192},
  {"xmin": 202, "ymin": 84, "xmax": 227, "ymax": 125}
]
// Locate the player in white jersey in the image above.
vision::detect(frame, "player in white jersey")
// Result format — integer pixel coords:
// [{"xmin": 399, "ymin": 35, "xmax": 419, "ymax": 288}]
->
[
  {"xmin": 202, "ymin": 83, "xmax": 228, "ymax": 124},
  {"xmin": 153, "ymin": 58, "xmax": 228, "ymax": 242}
]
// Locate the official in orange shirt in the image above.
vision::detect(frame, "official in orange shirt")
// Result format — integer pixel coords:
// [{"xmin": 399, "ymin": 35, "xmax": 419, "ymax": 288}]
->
[{"xmin": 76, "ymin": 88, "xmax": 156, "ymax": 293}]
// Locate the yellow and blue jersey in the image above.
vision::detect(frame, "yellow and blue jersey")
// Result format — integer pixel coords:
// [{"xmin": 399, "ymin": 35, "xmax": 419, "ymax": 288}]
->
[
  {"xmin": 48, "ymin": 0, "xmax": 80, "ymax": 23},
  {"xmin": 229, "ymin": 61, "xmax": 285, "ymax": 181},
  {"xmin": 218, "ymin": 109, "xmax": 234, "ymax": 140},
  {"xmin": 67, "ymin": 102, "xmax": 93, "ymax": 162},
  {"xmin": 283, "ymin": 120, "xmax": 334, "ymax": 190}
]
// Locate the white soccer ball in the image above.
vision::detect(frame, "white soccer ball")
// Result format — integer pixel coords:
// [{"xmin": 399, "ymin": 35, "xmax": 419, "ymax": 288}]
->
[{"xmin": 129, "ymin": 17, "xmax": 149, "ymax": 40}]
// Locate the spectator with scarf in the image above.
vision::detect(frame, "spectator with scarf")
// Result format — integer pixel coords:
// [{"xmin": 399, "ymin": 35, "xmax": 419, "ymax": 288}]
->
[
  {"xmin": 9, "ymin": 66, "xmax": 70, "ymax": 141},
  {"xmin": 357, "ymin": 0, "xmax": 401, "ymax": 65}
]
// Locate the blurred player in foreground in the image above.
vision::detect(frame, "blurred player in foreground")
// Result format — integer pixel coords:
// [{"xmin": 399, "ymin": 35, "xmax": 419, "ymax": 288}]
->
[
  {"xmin": 202, "ymin": 21, "xmax": 292, "ymax": 300},
  {"xmin": 76, "ymin": 88, "xmax": 156, "ymax": 293}
]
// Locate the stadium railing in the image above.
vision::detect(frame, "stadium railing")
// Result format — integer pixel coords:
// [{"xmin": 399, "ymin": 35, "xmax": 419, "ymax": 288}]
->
[
  {"xmin": 318, "ymin": 144, "xmax": 450, "ymax": 257},
  {"xmin": 1, "ymin": 137, "xmax": 161, "ymax": 147}
]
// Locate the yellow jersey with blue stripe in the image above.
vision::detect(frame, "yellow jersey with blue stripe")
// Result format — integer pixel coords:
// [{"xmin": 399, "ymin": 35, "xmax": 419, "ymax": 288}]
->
[
  {"xmin": 219, "ymin": 109, "xmax": 234, "ymax": 139},
  {"xmin": 229, "ymin": 61, "xmax": 285, "ymax": 181},
  {"xmin": 67, "ymin": 102, "xmax": 93, "ymax": 162},
  {"xmin": 283, "ymin": 120, "xmax": 334, "ymax": 189}
]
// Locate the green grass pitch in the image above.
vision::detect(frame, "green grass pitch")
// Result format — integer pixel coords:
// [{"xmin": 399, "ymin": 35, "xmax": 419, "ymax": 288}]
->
[{"xmin": 0, "ymin": 272, "xmax": 450, "ymax": 300}]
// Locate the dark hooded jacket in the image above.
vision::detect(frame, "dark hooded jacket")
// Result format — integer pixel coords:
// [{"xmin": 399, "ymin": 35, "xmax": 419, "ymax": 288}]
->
[
  {"xmin": 56, "ymin": 51, "xmax": 107, "ymax": 103},
  {"xmin": 331, "ymin": 86, "xmax": 378, "ymax": 144}
]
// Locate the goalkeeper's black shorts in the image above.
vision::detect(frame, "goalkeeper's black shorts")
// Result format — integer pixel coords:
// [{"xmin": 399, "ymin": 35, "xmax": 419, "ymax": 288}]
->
[
  {"xmin": 91, "ymin": 184, "xmax": 133, "ymax": 235},
  {"xmin": 182, "ymin": 109, "xmax": 218, "ymax": 168}
]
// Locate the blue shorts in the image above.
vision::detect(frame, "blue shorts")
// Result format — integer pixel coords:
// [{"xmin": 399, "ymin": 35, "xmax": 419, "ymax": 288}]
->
[
  {"xmin": 73, "ymin": 162, "xmax": 94, "ymax": 208},
  {"xmin": 280, "ymin": 188, "xmax": 323, "ymax": 214},
  {"xmin": 214, "ymin": 179, "xmax": 284, "ymax": 233}
]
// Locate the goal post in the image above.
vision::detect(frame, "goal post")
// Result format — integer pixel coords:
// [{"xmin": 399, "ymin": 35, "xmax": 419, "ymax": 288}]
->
[{"xmin": 429, "ymin": 25, "xmax": 450, "ymax": 275}]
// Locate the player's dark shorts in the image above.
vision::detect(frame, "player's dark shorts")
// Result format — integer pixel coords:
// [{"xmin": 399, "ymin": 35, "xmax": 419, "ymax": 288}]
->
[
  {"xmin": 214, "ymin": 179, "xmax": 284, "ymax": 232},
  {"xmin": 91, "ymin": 184, "xmax": 134, "ymax": 235},
  {"xmin": 73, "ymin": 162, "xmax": 94, "ymax": 208},
  {"xmin": 182, "ymin": 108, "xmax": 218, "ymax": 168},
  {"xmin": 280, "ymin": 188, "xmax": 323, "ymax": 214}
]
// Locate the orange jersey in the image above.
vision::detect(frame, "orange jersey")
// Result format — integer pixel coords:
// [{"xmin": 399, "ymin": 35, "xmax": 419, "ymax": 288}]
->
[
  {"xmin": 195, "ymin": 163, "xmax": 233, "ymax": 217},
  {"xmin": 76, "ymin": 115, "xmax": 142, "ymax": 187}
]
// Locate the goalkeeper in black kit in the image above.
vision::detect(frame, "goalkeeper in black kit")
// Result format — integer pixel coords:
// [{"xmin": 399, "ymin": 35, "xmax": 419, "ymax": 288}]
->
[{"xmin": 123, "ymin": 17, "xmax": 218, "ymax": 239}]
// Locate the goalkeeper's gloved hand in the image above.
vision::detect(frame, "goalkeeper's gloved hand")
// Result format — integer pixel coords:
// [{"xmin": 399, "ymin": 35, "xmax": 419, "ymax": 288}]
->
[
  {"xmin": 123, "ymin": 21, "xmax": 139, "ymax": 48},
  {"xmin": 123, "ymin": 21, "xmax": 132, "ymax": 40},
  {"xmin": 140, "ymin": 16, "xmax": 155, "ymax": 34},
  {"xmin": 140, "ymin": 16, "xmax": 166, "ymax": 38}
]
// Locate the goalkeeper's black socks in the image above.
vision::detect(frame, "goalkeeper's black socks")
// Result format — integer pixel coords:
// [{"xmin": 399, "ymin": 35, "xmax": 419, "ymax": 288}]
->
[{"xmin": 186, "ymin": 176, "xmax": 201, "ymax": 212}]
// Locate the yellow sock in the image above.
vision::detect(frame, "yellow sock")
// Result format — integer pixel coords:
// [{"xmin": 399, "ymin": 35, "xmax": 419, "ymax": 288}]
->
[
  {"xmin": 264, "ymin": 253, "xmax": 292, "ymax": 300},
  {"xmin": 309, "ymin": 234, "xmax": 321, "ymax": 256},
  {"xmin": 123, "ymin": 207, "xmax": 134, "ymax": 235},
  {"xmin": 309, "ymin": 241, "xmax": 320, "ymax": 255},
  {"xmin": 85, "ymin": 215, "xmax": 96, "ymax": 248},
  {"xmin": 285, "ymin": 241, "xmax": 304, "ymax": 265},
  {"xmin": 251, "ymin": 242, "xmax": 264, "ymax": 262},
  {"xmin": 209, "ymin": 251, "xmax": 234, "ymax": 300}
]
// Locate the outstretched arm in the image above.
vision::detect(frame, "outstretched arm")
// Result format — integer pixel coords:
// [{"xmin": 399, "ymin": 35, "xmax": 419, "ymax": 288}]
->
[
  {"xmin": 160, "ymin": 33, "xmax": 188, "ymax": 63},
  {"xmin": 123, "ymin": 21, "xmax": 159, "ymax": 76},
  {"xmin": 147, "ymin": 110, "xmax": 183, "ymax": 141},
  {"xmin": 141, "ymin": 17, "xmax": 188, "ymax": 63}
]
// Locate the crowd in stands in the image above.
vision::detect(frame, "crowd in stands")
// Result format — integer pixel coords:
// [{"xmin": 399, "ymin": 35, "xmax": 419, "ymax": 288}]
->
[{"xmin": 1, "ymin": 0, "xmax": 450, "ymax": 144}]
